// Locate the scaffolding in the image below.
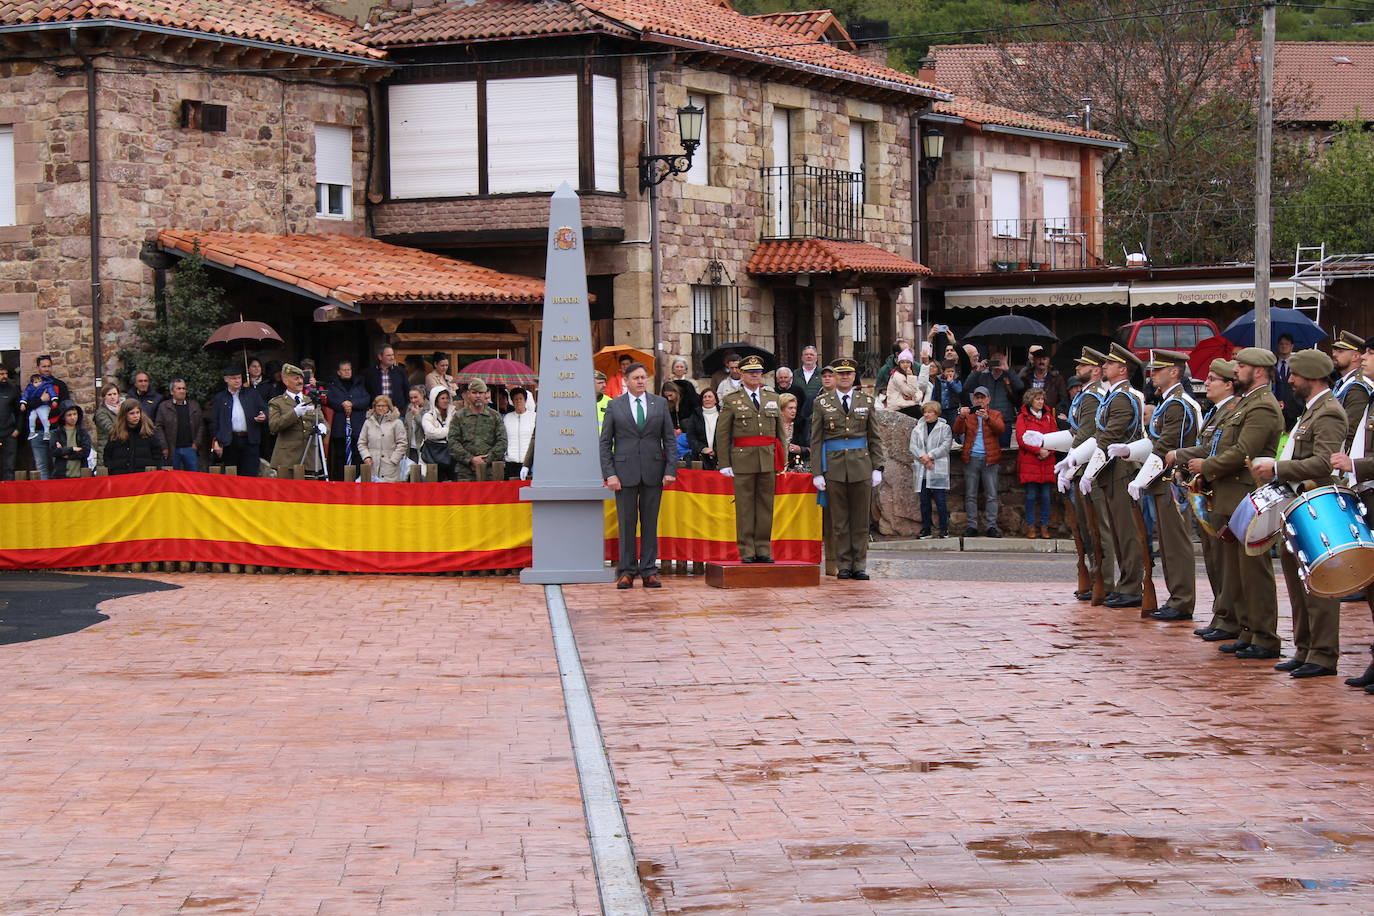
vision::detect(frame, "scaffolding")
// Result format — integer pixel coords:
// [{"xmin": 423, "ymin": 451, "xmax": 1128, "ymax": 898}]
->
[{"xmin": 1289, "ymin": 244, "xmax": 1374, "ymax": 327}]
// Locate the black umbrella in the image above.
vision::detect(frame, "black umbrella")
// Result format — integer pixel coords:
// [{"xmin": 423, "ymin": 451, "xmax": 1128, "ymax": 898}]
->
[
  {"xmin": 963, "ymin": 314, "xmax": 1058, "ymax": 345},
  {"xmin": 701, "ymin": 342, "xmax": 777, "ymax": 375}
]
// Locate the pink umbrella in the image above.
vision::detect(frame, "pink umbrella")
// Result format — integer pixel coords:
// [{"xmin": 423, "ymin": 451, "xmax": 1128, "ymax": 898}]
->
[{"xmin": 454, "ymin": 358, "xmax": 538, "ymax": 387}]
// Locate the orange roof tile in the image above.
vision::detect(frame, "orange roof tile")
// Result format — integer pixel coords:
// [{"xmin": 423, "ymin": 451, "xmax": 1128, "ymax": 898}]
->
[
  {"xmin": 746, "ymin": 9, "xmax": 855, "ymax": 50},
  {"xmin": 746, "ymin": 239, "xmax": 930, "ymax": 277},
  {"xmin": 0, "ymin": 0, "xmax": 384, "ymax": 58},
  {"xmin": 365, "ymin": 0, "xmax": 945, "ymax": 98},
  {"xmin": 933, "ymin": 97, "xmax": 1122, "ymax": 145},
  {"xmin": 158, "ymin": 230, "xmax": 545, "ymax": 306},
  {"xmin": 358, "ymin": 0, "xmax": 632, "ymax": 46}
]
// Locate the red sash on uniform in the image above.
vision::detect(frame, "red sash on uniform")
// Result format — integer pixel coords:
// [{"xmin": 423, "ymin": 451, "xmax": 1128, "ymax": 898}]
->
[{"xmin": 733, "ymin": 435, "xmax": 785, "ymax": 472}]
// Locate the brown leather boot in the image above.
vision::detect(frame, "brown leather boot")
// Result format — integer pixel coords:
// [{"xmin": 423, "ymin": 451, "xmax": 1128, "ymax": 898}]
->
[{"xmin": 1041, "ymin": 525, "xmax": 1052, "ymax": 539}]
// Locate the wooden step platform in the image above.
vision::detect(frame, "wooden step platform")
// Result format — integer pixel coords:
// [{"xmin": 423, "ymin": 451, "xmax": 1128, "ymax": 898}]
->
[{"xmin": 704, "ymin": 561, "xmax": 820, "ymax": 589}]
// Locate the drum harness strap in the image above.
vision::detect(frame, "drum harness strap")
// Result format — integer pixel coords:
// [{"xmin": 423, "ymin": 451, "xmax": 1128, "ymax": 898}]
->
[
  {"xmin": 1095, "ymin": 384, "xmax": 1142, "ymax": 440},
  {"xmin": 1068, "ymin": 388, "xmax": 1104, "ymax": 433},
  {"xmin": 1150, "ymin": 388, "xmax": 1201, "ymax": 450}
]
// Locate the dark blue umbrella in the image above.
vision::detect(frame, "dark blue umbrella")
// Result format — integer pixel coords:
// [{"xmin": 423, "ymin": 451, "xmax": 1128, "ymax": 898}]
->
[{"xmin": 1222, "ymin": 307, "xmax": 1327, "ymax": 349}]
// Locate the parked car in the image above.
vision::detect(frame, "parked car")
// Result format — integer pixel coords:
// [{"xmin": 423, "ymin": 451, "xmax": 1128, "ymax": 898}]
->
[{"xmin": 1117, "ymin": 317, "xmax": 1222, "ymax": 364}]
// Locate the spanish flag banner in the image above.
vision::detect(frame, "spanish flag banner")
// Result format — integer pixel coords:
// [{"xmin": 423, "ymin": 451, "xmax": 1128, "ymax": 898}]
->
[{"xmin": 0, "ymin": 470, "xmax": 820, "ymax": 573}]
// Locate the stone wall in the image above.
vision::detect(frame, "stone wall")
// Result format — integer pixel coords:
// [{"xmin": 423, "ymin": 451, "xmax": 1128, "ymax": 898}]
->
[
  {"xmin": 0, "ymin": 53, "xmax": 368, "ymax": 402},
  {"xmin": 374, "ymin": 193, "xmax": 625, "ymax": 238},
  {"xmin": 873, "ymin": 407, "xmax": 1066, "ymax": 537}
]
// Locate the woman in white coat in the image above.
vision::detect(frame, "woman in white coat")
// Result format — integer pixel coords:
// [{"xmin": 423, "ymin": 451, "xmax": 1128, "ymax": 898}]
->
[
  {"xmin": 885, "ymin": 349, "xmax": 931, "ymax": 417},
  {"xmin": 358, "ymin": 395, "xmax": 408, "ymax": 482},
  {"xmin": 908, "ymin": 401, "xmax": 953, "ymax": 537},
  {"xmin": 421, "ymin": 384, "xmax": 456, "ymax": 481}
]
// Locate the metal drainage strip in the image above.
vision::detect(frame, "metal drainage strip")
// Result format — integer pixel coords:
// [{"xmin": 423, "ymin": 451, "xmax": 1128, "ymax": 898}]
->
[{"xmin": 544, "ymin": 585, "xmax": 651, "ymax": 916}]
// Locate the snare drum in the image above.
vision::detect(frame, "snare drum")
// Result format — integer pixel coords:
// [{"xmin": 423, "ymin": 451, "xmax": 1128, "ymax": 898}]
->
[
  {"xmin": 1227, "ymin": 483, "xmax": 1295, "ymax": 556},
  {"xmin": 1282, "ymin": 484, "xmax": 1374, "ymax": 598}
]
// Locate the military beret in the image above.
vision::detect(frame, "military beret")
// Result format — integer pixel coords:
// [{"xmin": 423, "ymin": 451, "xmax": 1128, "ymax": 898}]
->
[
  {"xmin": 821, "ymin": 364, "xmax": 836, "ymax": 374},
  {"xmin": 1145, "ymin": 348, "xmax": 1189, "ymax": 371},
  {"xmin": 1287, "ymin": 348, "xmax": 1334, "ymax": 380},
  {"xmin": 466, "ymin": 378, "xmax": 489, "ymax": 394},
  {"xmin": 1233, "ymin": 346, "xmax": 1277, "ymax": 368},
  {"xmin": 1208, "ymin": 358, "xmax": 1238, "ymax": 380},
  {"xmin": 1335, "ymin": 330, "xmax": 1365, "ymax": 351},
  {"xmin": 1075, "ymin": 346, "xmax": 1106, "ymax": 366},
  {"xmin": 738, "ymin": 355, "xmax": 766, "ymax": 372},
  {"xmin": 281, "ymin": 363, "xmax": 304, "ymax": 379},
  {"xmin": 593, "ymin": 370, "xmax": 607, "ymax": 380},
  {"xmin": 1105, "ymin": 342, "xmax": 1143, "ymax": 369},
  {"xmin": 831, "ymin": 357, "xmax": 858, "ymax": 373}
]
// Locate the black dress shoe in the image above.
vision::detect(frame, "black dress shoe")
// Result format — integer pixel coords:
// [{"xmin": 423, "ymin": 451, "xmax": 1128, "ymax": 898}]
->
[
  {"xmin": 850, "ymin": 570, "xmax": 870, "ymax": 580},
  {"xmin": 1075, "ymin": 590, "xmax": 1092, "ymax": 601},
  {"xmin": 1235, "ymin": 645, "xmax": 1281, "ymax": 659},
  {"xmin": 836, "ymin": 569, "xmax": 853, "ymax": 579},
  {"xmin": 963, "ymin": 527, "xmax": 978, "ymax": 538},
  {"xmin": 740, "ymin": 556, "xmax": 757, "ymax": 564},
  {"xmin": 1365, "ymin": 683, "xmax": 1374, "ymax": 694},
  {"xmin": 1273, "ymin": 658, "xmax": 1305, "ymax": 672},
  {"xmin": 1193, "ymin": 626, "xmax": 1212, "ymax": 637},
  {"xmin": 1104, "ymin": 593, "xmax": 1142, "ymax": 608},
  {"xmin": 1291, "ymin": 663, "xmax": 1337, "ymax": 678},
  {"xmin": 1344, "ymin": 660, "xmax": 1374, "ymax": 687},
  {"xmin": 1202, "ymin": 629, "xmax": 1239, "ymax": 642},
  {"xmin": 1148, "ymin": 607, "xmax": 1194, "ymax": 621},
  {"xmin": 985, "ymin": 527, "xmax": 1002, "ymax": 538},
  {"xmin": 1103, "ymin": 592, "xmax": 1124, "ymax": 602},
  {"xmin": 1218, "ymin": 641, "xmax": 1250, "ymax": 653},
  {"xmin": 754, "ymin": 556, "xmax": 775, "ymax": 563}
]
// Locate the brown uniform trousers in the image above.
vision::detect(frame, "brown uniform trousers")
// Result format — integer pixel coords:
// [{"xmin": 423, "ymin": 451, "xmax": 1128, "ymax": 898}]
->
[
  {"xmin": 1069, "ymin": 384, "xmax": 1116, "ymax": 591},
  {"xmin": 717, "ymin": 386, "xmax": 786, "ymax": 560},
  {"xmin": 1146, "ymin": 389, "xmax": 1199, "ymax": 614},
  {"xmin": 1275, "ymin": 391, "xmax": 1348, "ymax": 668},
  {"xmin": 810, "ymin": 388, "xmax": 885, "ymax": 573},
  {"xmin": 1094, "ymin": 382, "xmax": 1143, "ymax": 596},
  {"xmin": 1187, "ymin": 397, "xmax": 1240, "ymax": 634}
]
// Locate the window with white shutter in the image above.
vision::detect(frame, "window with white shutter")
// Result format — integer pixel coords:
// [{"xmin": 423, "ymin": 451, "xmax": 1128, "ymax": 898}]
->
[
  {"xmin": 314, "ymin": 124, "xmax": 353, "ymax": 219},
  {"xmin": 0, "ymin": 313, "xmax": 18, "ymax": 350},
  {"xmin": 592, "ymin": 75, "xmax": 619, "ymax": 191},
  {"xmin": 486, "ymin": 76, "xmax": 579, "ymax": 193},
  {"xmin": 1043, "ymin": 176, "xmax": 1071, "ymax": 232},
  {"xmin": 0, "ymin": 126, "xmax": 14, "ymax": 226},
  {"xmin": 991, "ymin": 170, "xmax": 1022, "ymax": 237},
  {"xmin": 848, "ymin": 120, "xmax": 866, "ymax": 205},
  {"xmin": 388, "ymin": 82, "xmax": 479, "ymax": 198},
  {"xmin": 685, "ymin": 93, "xmax": 710, "ymax": 186}
]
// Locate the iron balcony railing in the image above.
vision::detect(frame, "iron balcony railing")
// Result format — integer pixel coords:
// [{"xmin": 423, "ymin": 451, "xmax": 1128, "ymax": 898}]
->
[
  {"xmin": 760, "ymin": 165, "xmax": 863, "ymax": 241},
  {"xmin": 925, "ymin": 216, "xmax": 1106, "ymax": 274}
]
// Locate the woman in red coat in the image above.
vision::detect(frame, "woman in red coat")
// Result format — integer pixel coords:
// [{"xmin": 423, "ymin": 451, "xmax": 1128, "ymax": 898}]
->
[{"xmin": 1015, "ymin": 388, "xmax": 1059, "ymax": 538}]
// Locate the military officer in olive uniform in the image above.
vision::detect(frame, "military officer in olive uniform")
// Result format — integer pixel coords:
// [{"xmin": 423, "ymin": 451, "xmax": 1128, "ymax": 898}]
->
[
  {"xmin": 1172, "ymin": 359, "xmax": 1241, "ymax": 640},
  {"xmin": 809, "ymin": 357, "xmax": 885, "ymax": 580},
  {"xmin": 268, "ymin": 363, "xmax": 327, "ymax": 477},
  {"xmin": 1060, "ymin": 347, "xmax": 1115, "ymax": 600},
  {"xmin": 1332, "ymin": 330, "xmax": 1372, "ymax": 450},
  {"xmin": 1177, "ymin": 347, "xmax": 1283, "ymax": 658},
  {"xmin": 1088, "ymin": 343, "xmax": 1146, "ymax": 608},
  {"xmin": 1333, "ymin": 336, "xmax": 1374, "ymax": 692},
  {"xmin": 1131, "ymin": 349, "xmax": 1200, "ymax": 621},
  {"xmin": 717, "ymin": 355, "xmax": 786, "ymax": 562},
  {"xmin": 448, "ymin": 378, "xmax": 507, "ymax": 482},
  {"xmin": 1253, "ymin": 348, "xmax": 1347, "ymax": 676}
]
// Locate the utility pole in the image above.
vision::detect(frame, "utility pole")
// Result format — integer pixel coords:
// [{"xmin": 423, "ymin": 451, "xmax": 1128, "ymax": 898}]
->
[{"xmin": 1253, "ymin": 0, "xmax": 1276, "ymax": 350}]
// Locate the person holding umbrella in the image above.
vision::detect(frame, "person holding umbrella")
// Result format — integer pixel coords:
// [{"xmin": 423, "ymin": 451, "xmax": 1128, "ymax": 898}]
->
[{"xmin": 210, "ymin": 365, "xmax": 268, "ymax": 477}]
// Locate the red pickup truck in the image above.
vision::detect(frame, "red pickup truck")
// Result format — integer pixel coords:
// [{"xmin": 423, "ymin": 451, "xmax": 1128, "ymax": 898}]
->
[{"xmin": 1117, "ymin": 318, "xmax": 1224, "ymax": 364}]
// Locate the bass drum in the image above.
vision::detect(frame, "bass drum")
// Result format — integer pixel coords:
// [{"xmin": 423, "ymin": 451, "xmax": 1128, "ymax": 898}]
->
[{"xmin": 1283, "ymin": 485, "xmax": 1374, "ymax": 598}]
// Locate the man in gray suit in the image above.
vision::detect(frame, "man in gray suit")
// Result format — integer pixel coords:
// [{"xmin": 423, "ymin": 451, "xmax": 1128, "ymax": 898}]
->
[{"xmin": 599, "ymin": 361, "xmax": 678, "ymax": 589}]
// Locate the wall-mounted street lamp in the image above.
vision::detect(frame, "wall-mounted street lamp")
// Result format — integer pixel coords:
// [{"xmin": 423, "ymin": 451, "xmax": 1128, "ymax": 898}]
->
[
  {"xmin": 918, "ymin": 126, "xmax": 945, "ymax": 188},
  {"xmin": 639, "ymin": 102, "xmax": 704, "ymax": 191}
]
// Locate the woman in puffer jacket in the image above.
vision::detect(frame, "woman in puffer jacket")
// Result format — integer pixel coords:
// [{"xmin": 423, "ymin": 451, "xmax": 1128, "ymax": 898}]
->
[
  {"xmin": 358, "ymin": 395, "xmax": 408, "ymax": 482},
  {"xmin": 1015, "ymin": 387, "xmax": 1059, "ymax": 538}
]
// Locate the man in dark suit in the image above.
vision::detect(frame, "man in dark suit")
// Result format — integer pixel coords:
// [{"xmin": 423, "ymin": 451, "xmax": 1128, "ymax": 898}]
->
[
  {"xmin": 362, "ymin": 344, "xmax": 410, "ymax": 406},
  {"xmin": 209, "ymin": 365, "xmax": 268, "ymax": 477},
  {"xmin": 1272, "ymin": 333, "xmax": 1301, "ymax": 427},
  {"xmin": 599, "ymin": 361, "xmax": 677, "ymax": 589}
]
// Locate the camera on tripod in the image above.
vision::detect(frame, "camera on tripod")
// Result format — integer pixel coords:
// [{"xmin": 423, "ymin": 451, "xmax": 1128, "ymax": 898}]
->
[{"xmin": 302, "ymin": 384, "xmax": 327, "ymax": 407}]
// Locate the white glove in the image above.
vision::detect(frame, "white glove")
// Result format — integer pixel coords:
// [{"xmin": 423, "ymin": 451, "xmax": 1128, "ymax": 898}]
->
[
  {"xmin": 1022, "ymin": 430, "xmax": 1045, "ymax": 448},
  {"xmin": 1057, "ymin": 468, "xmax": 1074, "ymax": 494},
  {"xmin": 871, "ymin": 470, "xmax": 883, "ymax": 487},
  {"xmin": 1079, "ymin": 473, "xmax": 1095, "ymax": 495},
  {"xmin": 1127, "ymin": 480, "xmax": 1141, "ymax": 501},
  {"xmin": 293, "ymin": 401, "xmax": 309, "ymax": 416},
  {"xmin": 1107, "ymin": 443, "xmax": 1131, "ymax": 459},
  {"xmin": 519, "ymin": 466, "xmax": 530, "ymax": 481},
  {"xmin": 1053, "ymin": 455, "xmax": 1074, "ymax": 476},
  {"xmin": 316, "ymin": 422, "xmax": 328, "ymax": 436},
  {"xmin": 812, "ymin": 474, "xmax": 826, "ymax": 492},
  {"xmin": 720, "ymin": 466, "xmax": 735, "ymax": 478}
]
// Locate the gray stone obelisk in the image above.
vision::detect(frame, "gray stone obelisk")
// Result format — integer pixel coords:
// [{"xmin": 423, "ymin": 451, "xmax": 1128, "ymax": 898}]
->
[{"xmin": 520, "ymin": 184, "xmax": 614, "ymax": 585}]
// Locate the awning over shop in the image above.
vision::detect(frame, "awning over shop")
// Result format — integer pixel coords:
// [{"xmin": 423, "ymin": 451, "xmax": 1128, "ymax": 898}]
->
[
  {"xmin": 944, "ymin": 285, "xmax": 1129, "ymax": 309},
  {"xmin": 1127, "ymin": 279, "xmax": 1316, "ymax": 307},
  {"xmin": 747, "ymin": 239, "xmax": 931, "ymax": 279}
]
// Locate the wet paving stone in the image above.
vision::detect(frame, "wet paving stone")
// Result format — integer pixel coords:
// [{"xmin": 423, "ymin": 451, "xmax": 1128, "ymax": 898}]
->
[{"xmin": 565, "ymin": 576, "xmax": 1374, "ymax": 913}]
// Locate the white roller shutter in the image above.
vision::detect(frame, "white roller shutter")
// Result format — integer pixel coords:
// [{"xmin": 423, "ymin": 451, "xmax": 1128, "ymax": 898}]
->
[
  {"xmin": 314, "ymin": 125, "xmax": 353, "ymax": 187},
  {"xmin": 991, "ymin": 170, "xmax": 1021, "ymax": 236},
  {"xmin": 388, "ymin": 82, "xmax": 479, "ymax": 198},
  {"xmin": 486, "ymin": 76, "xmax": 579, "ymax": 193},
  {"xmin": 0, "ymin": 313, "xmax": 17, "ymax": 350},
  {"xmin": 0, "ymin": 126, "xmax": 14, "ymax": 226},
  {"xmin": 685, "ymin": 93, "xmax": 709, "ymax": 186},
  {"xmin": 593, "ymin": 75, "xmax": 620, "ymax": 191},
  {"xmin": 1043, "ymin": 176, "xmax": 1070, "ymax": 230}
]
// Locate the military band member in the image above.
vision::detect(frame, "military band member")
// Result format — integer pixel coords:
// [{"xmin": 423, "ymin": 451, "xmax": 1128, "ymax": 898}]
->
[
  {"xmin": 1172, "ymin": 359, "xmax": 1241, "ymax": 641},
  {"xmin": 810, "ymin": 357, "xmax": 884, "ymax": 580},
  {"xmin": 1332, "ymin": 330, "xmax": 1371, "ymax": 450},
  {"xmin": 717, "ymin": 355, "xmax": 786, "ymax": 563},
  {"xmin": 1123, "ymin": 349, "xmax": 1200, "ymax": 620},
  {"xmin": 1058, "ymin": 347, "xmax": 1116, "ymax": 600},
  {"xmin": 1332, "ymin": 336, "xmax": 1374, "ymax": 693},
  {"xmin": 1087, "ymin": 343, "xmax": 1146, "ymax": 608},
  {"xmin": 268, "ymin": 363, "xmax": 327, "ymax": 477},
  {"xmin": 1249, "ymin": 349, "xmax": 1345, "ymax": 676},
  {"xmin": 1182, "ymin": 347, "xmax": 1284, "ymax": 659}
]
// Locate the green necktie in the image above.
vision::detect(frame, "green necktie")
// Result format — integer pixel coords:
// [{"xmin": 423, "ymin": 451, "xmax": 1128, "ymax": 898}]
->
[{"xmin": 635, "ymin": 397, "xmax": 645, "ymax": 429}]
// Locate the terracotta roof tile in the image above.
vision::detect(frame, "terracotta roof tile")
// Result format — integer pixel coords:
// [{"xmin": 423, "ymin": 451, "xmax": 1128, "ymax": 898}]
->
[
  {"xmin": 366, "ymin": 0, "xmax": 944, "ymax": 98},
  {"xmin": 158, "ymin": 230, "xmax": 545, "ymax": 306},
  {"xmin": 746, "ymin": 9, "xmax": 854, "ymax": 50},
  {"xmin": 933, "ymin": 96, "xmax": 1121, "ymax": 144},
  {"xmin": 0, "ymin": 0, "xmax": 384, "ymax": 58},
  {"xmin": 746, "ymin": 239, "xmax": 930, "ymax": 277}
]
